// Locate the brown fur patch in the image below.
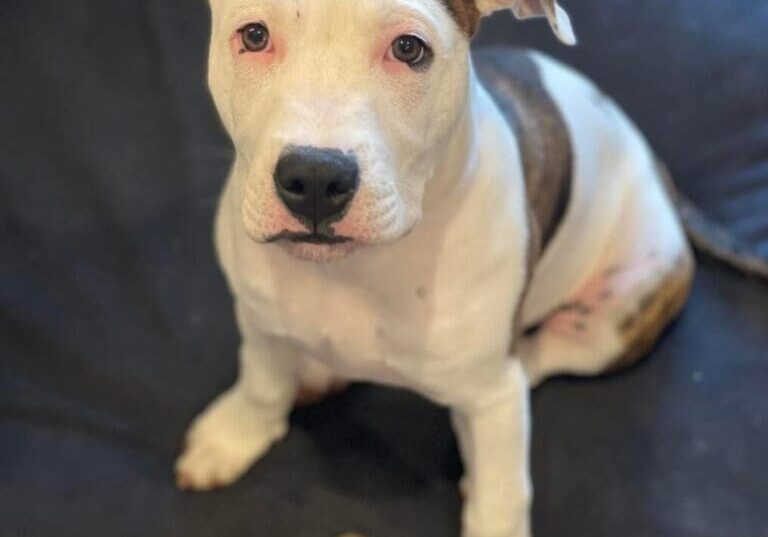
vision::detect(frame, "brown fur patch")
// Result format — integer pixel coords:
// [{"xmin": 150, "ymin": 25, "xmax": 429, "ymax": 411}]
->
[
  {"xmin": 475, "ymin": 49, "xmax": 573, "ymax": 261},
  {"xmin": 439, "ymin": 0, "xmax": 482, "ymax": 35},
  {"xmin": 474, "ymin": 50, "xmax": 574, "ymax": 352},
  {"xmin": 609, "ymin": 249, "xmax": 696, "ymax": 372}
]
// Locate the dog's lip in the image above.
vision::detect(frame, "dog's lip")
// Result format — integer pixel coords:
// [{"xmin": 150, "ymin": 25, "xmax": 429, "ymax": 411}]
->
[{"xmin": 266, "ymin": 231, "xmax": 353, "ymax": 245}]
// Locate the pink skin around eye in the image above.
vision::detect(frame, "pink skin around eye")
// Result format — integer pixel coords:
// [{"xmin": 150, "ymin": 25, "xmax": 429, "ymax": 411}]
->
[
  {"xmin": 229, "ymin": 31, "xmax": 279, "ymax": 66},
  {"xmin": 378, "ymin": 26, "xmax": 430, "ymax": 75}
]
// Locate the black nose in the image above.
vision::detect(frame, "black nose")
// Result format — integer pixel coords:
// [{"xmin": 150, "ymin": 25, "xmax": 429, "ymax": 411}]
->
[{"xmin": 274, "ymin": 146, "xmax": 360, "ymax": 227}]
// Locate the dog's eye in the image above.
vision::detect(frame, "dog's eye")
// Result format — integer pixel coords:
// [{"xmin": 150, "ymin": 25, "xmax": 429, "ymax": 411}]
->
[
  {"xmin": 390, "ymin": 35, "xmax": 431, "ymax": 69},
  {"xmin": 239, "ymin": 22, "xmax": 270, "ymax": 52}
]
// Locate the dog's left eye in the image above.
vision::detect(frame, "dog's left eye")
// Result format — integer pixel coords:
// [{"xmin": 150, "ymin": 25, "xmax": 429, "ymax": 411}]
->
[{"xmin": 389, "ymin": 35, "xmax": 432, "ymax": 69}]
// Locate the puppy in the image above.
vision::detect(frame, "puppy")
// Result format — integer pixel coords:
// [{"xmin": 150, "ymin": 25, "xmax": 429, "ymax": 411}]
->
[{"xmin": 176, "ymin": 1, "xmax": 694, "ymax": 536}]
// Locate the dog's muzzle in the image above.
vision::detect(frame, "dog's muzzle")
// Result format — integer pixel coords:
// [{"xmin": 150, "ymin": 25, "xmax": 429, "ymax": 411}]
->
[{"xmin": 274, "ymin": 146, "xmax": 360, "ymax": 233}]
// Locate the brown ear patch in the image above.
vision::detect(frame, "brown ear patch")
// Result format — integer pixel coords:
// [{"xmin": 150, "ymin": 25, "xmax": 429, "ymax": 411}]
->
[{"xmin": 439, "ymin": 0, "xmax": 482, "ymax": 36}]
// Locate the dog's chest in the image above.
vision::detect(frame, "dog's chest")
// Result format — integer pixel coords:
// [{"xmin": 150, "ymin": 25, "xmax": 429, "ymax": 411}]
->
[
  {"xmin": 231, "ymin": 236, "xmax": 523, "ymax": 396},
  {"xmin": 241, "ymin": 266, "xmax": 453, "ymax": 383}
]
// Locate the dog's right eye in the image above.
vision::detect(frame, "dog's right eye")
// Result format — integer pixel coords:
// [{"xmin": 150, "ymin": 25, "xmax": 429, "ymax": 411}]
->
[
  {"xmin": 238, "ymin": 22, "xmax": 270, "ymax": 53},
  {"xmin": 388, "ymin": 35, "xmax": 432, "ymax": 70}
]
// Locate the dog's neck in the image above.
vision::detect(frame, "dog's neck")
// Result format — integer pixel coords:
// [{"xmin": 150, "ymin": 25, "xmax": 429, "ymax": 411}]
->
[{"xmin": 420, "ymin": 65, "xmax": 482, "ymax": 217}]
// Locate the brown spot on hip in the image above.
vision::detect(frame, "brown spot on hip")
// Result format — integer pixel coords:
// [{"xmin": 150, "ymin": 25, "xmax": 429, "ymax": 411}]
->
[{"xmin": 610, "ymin": 249, "xmax": 696, "ymax": 372}]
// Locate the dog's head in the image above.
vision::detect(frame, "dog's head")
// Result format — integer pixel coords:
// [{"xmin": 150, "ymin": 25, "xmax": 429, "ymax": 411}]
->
[{"xmin": 208, "ymin": 0, "xmax": 575, "ymax": 262}]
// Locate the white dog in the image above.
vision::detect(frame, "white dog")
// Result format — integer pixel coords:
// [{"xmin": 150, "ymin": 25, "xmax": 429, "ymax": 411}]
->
[{"xmin": 176, "ymin": 1, "xmax": 695, "ymax": 536}]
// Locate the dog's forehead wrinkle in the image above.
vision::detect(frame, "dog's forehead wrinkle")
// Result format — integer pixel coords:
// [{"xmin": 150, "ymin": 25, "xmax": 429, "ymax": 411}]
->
[
  {"xmin": 224, "ymin": 0, "xmax": 448, "ymax": 31},
  {"xmin": 218, "ymin": 0, "xmax": 273, "ymax": 26}
]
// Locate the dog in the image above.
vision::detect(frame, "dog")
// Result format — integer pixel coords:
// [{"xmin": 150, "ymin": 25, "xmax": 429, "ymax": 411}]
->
[{"xmin": 176, "ymin": 1, "xmax": 695, "ymax": 536}]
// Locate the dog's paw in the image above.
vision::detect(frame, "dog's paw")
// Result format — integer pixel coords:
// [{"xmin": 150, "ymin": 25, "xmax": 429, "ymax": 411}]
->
[{"xmin": 175, "ymin": 389, "xmax": 287, "ymax": 491}]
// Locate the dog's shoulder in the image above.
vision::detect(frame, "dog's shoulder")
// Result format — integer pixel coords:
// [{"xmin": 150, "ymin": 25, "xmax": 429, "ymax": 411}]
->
[{"xmin": 473, "ymin": 48, "xmax": 573, "ymax": 259}]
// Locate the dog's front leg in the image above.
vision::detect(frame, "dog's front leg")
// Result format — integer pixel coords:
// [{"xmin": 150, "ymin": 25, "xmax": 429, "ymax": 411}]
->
[
  {"xmin": 451, "ymin": 361, "xmax": 532, "ymax": 537},
  {"xmin": 176, "ymin": 326, "xmax": 297, "ymax": 491}
]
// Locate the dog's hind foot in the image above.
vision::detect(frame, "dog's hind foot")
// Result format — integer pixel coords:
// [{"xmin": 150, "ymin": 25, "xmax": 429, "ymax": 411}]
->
[
  {"xmin": 295, "ymin": 356, "xmax": 349, "ymax": 406},
  {"xmin": 521, "ymin": 250, "xmax": 693, "ymax": 387},
  {"xmin": 296, "ymin": 379, "xmax": 350, "ymax": 406}
]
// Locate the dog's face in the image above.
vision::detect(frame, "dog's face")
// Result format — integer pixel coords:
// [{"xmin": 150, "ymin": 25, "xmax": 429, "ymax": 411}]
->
[{"xmin": 208, "ymin": 0, "xmax": 574, "ymax": 262}]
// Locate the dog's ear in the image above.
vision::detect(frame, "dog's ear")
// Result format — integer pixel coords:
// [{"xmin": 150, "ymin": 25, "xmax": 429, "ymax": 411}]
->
[{"xmin": 476, "ymin": 0, "xmax": 577, "ymax": 45}]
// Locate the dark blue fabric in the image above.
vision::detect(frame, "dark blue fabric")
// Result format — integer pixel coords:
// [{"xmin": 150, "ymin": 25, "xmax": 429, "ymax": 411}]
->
[{"xmin": 1, "ymin": 1, "xmax": 767, "ymax": 536}]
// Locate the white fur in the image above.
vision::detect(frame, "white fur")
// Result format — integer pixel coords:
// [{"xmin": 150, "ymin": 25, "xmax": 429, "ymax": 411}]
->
[{"xmin": 177, "ymin": 2, "xmax": 690, "ymax": 536}]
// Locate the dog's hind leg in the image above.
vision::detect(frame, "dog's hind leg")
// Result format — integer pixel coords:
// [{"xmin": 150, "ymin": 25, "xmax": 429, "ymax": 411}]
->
[
  {"xmin": 520, "ymin": 175, "xmax": 695, "ymax": 388},
  {"xmin": 520, "ymin": 251, "xmax": 693, "ymax": 387},
  {"xmin": 295, "ymin": 355, "xmax": 349, "ymax": 406}
]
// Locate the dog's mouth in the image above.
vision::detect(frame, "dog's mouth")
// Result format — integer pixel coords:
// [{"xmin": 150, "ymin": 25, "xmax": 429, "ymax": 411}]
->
[
  {"xmin": 266, "ymin": 230, "xmax": 359, "ymax": 262},
  {"xmin": 266, "ymin": 231, "xmax": 353, "ymax": 245}
]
